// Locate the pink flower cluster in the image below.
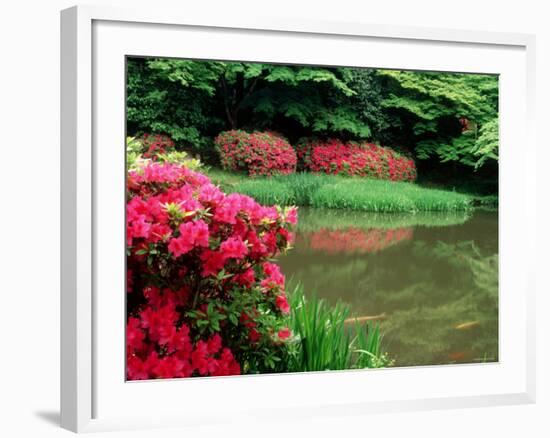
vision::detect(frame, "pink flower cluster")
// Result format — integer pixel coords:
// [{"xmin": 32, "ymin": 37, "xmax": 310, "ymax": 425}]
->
[
  {"xmin": 215, "ymin": 130, "xmax": 297, "ymax": 177},
  {"xmin": 127, "ymin": 287, "xmax": 241, "ymax": 379},
  {"xmin": 297, "ymin": 139, "xmax": 417, "ymax": 182},
  {"xmin": 300, "ymin": 227, "xmax": 413, "ymax": 255},
  {"xmin": 127, "ymin": 162, "xmax": 297, "ymax": 379},
  {"xmin": 140, "ymin": 133, "xmax": 175, "ymax": 159}
]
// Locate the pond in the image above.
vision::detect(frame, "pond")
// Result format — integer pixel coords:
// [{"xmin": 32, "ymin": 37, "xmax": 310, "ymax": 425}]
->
[{"xmin": 278, "ymin": 207, "xmax": 499, "ymax": 367}]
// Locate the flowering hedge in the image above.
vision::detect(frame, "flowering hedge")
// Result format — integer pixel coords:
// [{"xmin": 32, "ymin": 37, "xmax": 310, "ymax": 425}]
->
[
  {"xmin": 215, "ymin": 130, "xmax": 297, "ymax": 177},
  {"xmin": 297, "ymin": 139, "xmax": 417, "ymax": 182},
  {"xmin": 126, "ymin": 162, "xmax": 297, "ymax": 379}
]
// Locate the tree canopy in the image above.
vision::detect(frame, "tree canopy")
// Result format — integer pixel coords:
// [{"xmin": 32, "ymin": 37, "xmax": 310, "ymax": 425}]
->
[
  {"xmin": 378, "ymin": 70, "xmax": 498, "ymax": 168},
  {"xmin": 127, "ymin": 57, "xmax": 499, "ymax": 180}
]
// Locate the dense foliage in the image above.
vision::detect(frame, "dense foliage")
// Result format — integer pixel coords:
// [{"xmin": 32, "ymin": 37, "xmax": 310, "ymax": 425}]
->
[
  {"xmin": 215, "ymin": 130, "xmax": 297, "ymax": 177},
  {"xmin": 126, "ymin": 135, "xmax": 202, "ymax": 171},
  {"xmin": 377, "ymin": 70, "xmax": 499, "ymax": 170},
  {"xmin": 127, "ymin": 57, "xmax": 499, "ymax": 188},
  {"xmin": 126, "ymin": 161, "xmax": 298, "ymax": 378},
  {"xmin": 297, "ymin": 139, "xmax": 417, "ymax": 181}
]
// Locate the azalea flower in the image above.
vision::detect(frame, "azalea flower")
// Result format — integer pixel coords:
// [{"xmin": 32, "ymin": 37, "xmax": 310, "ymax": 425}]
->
[
  {"xmin": 126, "ymin": 160, "xmax": 296, "ymax": 380},
  {"xmin": 220, "ymin": 236, "xmax": 248, "ymax": 260},
  {"xmin": 215, "ymin": 130, "xmax": 297, "ymax": 177},
  {"xmin": 275, "ymin": 294, "xmax": 290, "ymax": 314},
  {"xmin": 297, "ymin": 139, "xmax": 416, "ymax": 181},
  {"xmin": 167, "ymin": 234, "xmax": 194, "ymax": 257},
  {"xmin": 278, "ymin": 328, "xmax": 291, "ymax": 340}
]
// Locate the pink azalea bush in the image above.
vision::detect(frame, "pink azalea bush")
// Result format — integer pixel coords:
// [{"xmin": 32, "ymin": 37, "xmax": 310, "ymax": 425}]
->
[
  {"xmin": 215, "ymin": 130, "xmax": 297, "ymax": 177},
  {"xmin": 297, "ymin": 139, "xmax": 417, "ymax": 182},
  {"xmin": 140, "ymin": 133, "xmax": 176, "ymax": 159},
  {"xmin": 126, "ymin": 161, "xmax": 298, "ymax": 379}
]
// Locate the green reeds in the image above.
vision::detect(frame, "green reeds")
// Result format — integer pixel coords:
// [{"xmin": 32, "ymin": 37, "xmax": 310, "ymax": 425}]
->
[
  {"xmin": 286, "ymin": 283, "xmax": 391, "ymax": 372},
  {"xmin": 310, "ymin": 179, "xmax": 472, "ymax": 213},
  {"xmin": 205, "ymin": 168, "xmax": 474, "ymax": 212}
]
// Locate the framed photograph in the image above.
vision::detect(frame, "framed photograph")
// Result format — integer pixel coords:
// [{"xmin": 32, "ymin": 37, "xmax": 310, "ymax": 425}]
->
[{"xmin": 61, "ymin": 5, "xmax": 536, "ymax": 432}]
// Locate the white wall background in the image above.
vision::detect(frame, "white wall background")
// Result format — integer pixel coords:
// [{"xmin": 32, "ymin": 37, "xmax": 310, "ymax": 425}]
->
[{"xmin": 0, "ymin": 1, "xmax": 547, "ymax": 437}]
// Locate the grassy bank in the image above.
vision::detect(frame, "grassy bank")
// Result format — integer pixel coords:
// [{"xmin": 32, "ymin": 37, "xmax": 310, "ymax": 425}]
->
[{"xmin": 205, "ymin": 168, "xmax": 473, "ymax": 213}]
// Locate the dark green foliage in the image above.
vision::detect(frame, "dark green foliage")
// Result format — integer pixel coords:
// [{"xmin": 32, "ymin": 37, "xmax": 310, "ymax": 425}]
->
[
  {"xmin": 377, "ymin": 70, "xmax": 499, "ymax": 169},
  {"xmin": 135, "ymin": 59, "xmax": 373, "ymax": 140},
  {"xmin": 340, "ymin": 68, "xmax": 391, "ymax": 141},
  {"xmin": 126, "ymin": 57, "xmax": 499, "ymax": 187},
  {"xmin": 126, "ymin": 58, "xmax": 224, "ymax": 161}
]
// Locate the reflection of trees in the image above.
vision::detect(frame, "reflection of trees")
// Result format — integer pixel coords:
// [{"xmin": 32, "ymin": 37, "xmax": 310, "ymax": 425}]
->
[
  {"xmin": 297, "ymin": 207, "xmax": 472, "ymax": 231},
  {"xmin": 284, "ymin": 259, "xmax": 370, "ymax": 305},
  {"xmin": 280, "ymin": 235, "xmax": 499, "ymax": 367},
  {"xmin": 369, "ymin": 241, "xmax": 498, "ymax": 366}
]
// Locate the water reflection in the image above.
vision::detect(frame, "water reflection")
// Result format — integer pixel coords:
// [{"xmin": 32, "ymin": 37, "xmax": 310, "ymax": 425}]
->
[{"xmin": 279, "ymin": 207, "xmax": 498, "ymax": 367}]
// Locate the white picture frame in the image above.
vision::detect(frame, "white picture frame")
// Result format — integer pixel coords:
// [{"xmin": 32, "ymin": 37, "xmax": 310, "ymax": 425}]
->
[{"xmin": 60, "ymin": 4, "xmax": 537, "ymax": 433}]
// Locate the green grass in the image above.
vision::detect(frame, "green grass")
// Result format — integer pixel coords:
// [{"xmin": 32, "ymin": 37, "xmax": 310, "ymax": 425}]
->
[
  {"xmin": 203, "ymin": 167, "xmax": 247, "ymax": 189},
  {"xmin": 286, "ymin": 283, "xmax": 391, "ymax": 372},
  {"xmin": 204, "ymin": 168, "xmax": 473, "ymax": 213},
  {"xmin": 310, "ymin": 179, "xmax": 472, "ymax": 213},
  {"xmin": 231, "ymin": 179, "xmax": 295, "ymax": 206}
]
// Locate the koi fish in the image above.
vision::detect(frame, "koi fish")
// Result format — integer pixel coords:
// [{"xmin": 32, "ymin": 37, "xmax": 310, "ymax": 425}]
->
[
  {"xmin": 448, "ymin": 351, "xmax": 467, "ymax": 361},
  {"xmin": 454, "ymin": 321, "xmax": 480, "ymax": 330},
  {"xmin": 344, "ymin": 313, "xmax": 387, "ymax": 324}
]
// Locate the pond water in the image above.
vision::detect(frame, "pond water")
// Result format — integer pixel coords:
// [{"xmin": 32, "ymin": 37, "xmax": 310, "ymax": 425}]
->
[{"xmin": 278, "ymin": 207, "xmax": 499, "ymax": 367}]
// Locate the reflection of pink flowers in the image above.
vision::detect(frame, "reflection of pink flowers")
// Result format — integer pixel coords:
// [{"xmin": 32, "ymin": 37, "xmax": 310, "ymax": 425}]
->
[
  {"xmin": 301, "ymin": 227, "xmax": 413, "ymax": 254},
  {"xmin": 297, "ymin": 139, "xmax": 417, "ymax": 182}
]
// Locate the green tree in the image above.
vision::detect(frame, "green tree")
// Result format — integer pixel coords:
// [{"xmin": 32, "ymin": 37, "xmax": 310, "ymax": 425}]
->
[
  {"xmin": 127, "ymin": 57, "xmax": 500, "ymax": 181},
  {"xmin": 378, "ymin": 70, "xmax": 498, "ymax": 168},
  {"xmin": 126, "ymin": 58, "xmax": 224, "ymax": 159},
  {"xmin": 134, "ymin": 58, "xmax": 375, "ymax": 141}
]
